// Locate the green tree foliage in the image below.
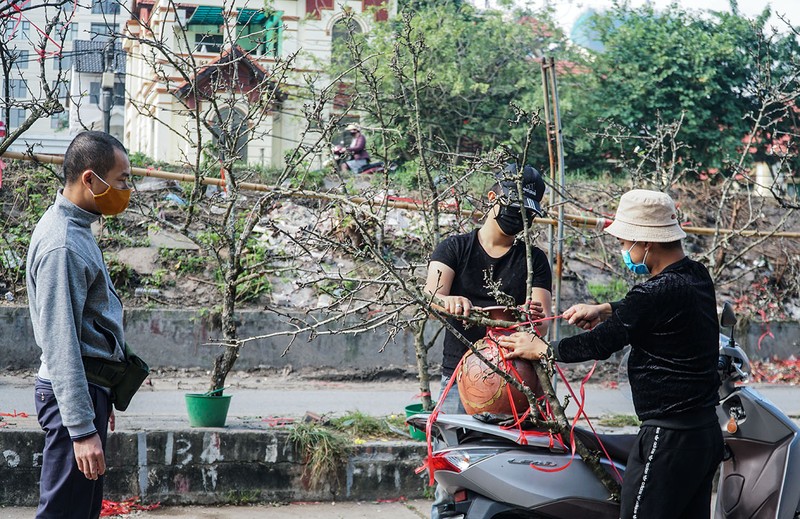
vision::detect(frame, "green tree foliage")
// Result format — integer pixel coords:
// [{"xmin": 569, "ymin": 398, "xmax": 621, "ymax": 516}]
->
[
  {"xmin": 567, "ymin": 3, "xmax": 800, "ymax": 176},
  {"xmin": 335, "ymin": 3, "xmax": 567, "ymax": 162}
]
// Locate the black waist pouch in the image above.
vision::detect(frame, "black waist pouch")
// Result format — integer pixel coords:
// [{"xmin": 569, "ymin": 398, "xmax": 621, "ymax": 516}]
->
[{"xmin": 83, "ymin": 343, "xmax": 150, "ymax": 412}]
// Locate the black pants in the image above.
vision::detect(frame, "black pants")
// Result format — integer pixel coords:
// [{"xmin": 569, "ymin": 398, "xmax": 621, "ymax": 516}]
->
[
  {"xmin": 35, "ymin": 378, "xmax": 111, "ymax": 519},
  {"xmin": 620, "ymin": 421, "xmax": 724, "ymax": 519}
]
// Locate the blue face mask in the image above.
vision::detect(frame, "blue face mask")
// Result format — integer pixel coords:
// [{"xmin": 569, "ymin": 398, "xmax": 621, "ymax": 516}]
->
[{"xmin": 622, "ymin": 242, "xmax": 650, "ymax": 275}]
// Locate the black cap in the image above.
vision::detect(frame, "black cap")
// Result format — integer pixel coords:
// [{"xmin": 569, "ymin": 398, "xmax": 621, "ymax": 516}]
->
[{"xmin": 496, "ymin": 164, "xmax": 545, "ymax": 216}]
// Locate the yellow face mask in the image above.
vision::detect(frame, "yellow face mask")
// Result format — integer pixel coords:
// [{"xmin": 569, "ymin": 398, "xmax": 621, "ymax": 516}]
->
[{"xmin": 91, "ymin": 171, "xmax": 131, "ymax": 216}]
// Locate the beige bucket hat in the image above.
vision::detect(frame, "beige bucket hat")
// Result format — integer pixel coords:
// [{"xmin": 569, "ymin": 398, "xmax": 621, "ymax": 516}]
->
[{"xmin": 605, "ymin": 189, "xmax": 686, "ymax": 242}]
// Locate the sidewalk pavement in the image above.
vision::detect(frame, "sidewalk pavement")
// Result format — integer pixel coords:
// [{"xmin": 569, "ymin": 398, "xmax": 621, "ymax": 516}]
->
[
  {"xmin": 2, "ymin": 371, "xmax": 798, "ymax": 516},
  {"xmin": 0, "ymin": 499, "xmax": 431, "ymax": 518},
  {"xmin": 3, "ymin": 372, "xmax": 799, "ymax": 425}
]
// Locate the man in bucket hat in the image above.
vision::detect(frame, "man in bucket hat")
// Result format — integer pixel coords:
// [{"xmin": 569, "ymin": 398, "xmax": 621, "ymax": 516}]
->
[{"xmin": 499, "ymin": 189, "xmax": 723, "ymax": 519}]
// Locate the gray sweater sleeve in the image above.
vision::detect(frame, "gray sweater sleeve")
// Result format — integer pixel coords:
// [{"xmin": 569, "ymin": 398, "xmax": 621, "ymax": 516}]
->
[{"xmin": 34, "ymin": 247, "xmax": 98, "ymax": 439}]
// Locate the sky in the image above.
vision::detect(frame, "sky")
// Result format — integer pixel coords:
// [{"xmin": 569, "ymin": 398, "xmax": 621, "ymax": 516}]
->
[{"xmin": 479, "ymin": 0, "xmax": 800, "ymax": 33}]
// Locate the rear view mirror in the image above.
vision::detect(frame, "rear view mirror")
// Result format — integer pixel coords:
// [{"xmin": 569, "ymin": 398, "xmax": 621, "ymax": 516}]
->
[{"xmin": 720, "ymin": 302, "xmax": 737, "ymax": 328}]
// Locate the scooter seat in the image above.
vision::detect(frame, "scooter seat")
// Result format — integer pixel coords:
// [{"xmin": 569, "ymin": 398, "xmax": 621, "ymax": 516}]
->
[
  {"xmin": 357, "ymin": 162, "xmax": 384, "ymax": 174},
  {"xmin": 573, "ymin": 427, "xmax": 637, "ymax": 466}
]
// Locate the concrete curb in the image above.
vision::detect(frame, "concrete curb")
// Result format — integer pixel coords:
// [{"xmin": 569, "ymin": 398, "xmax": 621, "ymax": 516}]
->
[{"xmin": 0, "ymin": 424, "xmax": 428, "ymax": 507}]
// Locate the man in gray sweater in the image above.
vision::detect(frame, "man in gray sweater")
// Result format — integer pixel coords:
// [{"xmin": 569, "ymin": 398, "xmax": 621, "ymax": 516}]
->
[{"xmin": 27, "ymin": 131, "xmax": 131, "ymax": 518}]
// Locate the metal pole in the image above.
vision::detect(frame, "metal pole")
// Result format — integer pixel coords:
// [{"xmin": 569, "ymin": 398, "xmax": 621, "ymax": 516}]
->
[
  {"xmin": 541, "ymin": 58, "xmax": 566, "ymax": 342},
  {"xmin": 540, "ymin": 59, "xmax": 557, "ymax": 340},
  {"xmin": 547, "ymin": 57, "xmax": 566, "ymax": 342},
  {"xmin": 101, "ymin": 41, "xmax": 115, "ymax": 134}
]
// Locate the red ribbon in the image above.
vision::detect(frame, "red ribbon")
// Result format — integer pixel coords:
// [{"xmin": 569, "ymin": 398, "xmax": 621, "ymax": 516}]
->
[
  {"xmin": 0, "ymin": 410, "xmax": 29, "ymax": 418},
  {"xmin": 757, "ymin": 309, "xmax": 773, "ymax": 350},
  {"xmin": 554, "ymin": 363, "xmax": 624, "ymax": 483},
  {"xmin": 414, "ymin": 357, "xmax": 461, "ymax": 485}
]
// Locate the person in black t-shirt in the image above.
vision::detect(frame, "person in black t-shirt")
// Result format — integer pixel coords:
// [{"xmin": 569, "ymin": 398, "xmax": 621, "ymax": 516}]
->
[
  {"xmin": 425, "ymin": 165, "xmax": 553, "ymax": 519},
  {"xmin": 499, "ymin": 189, "xmax": 723, "ymax": 519},
  {"xmin": 425, "ymin": 164, "xmax": 553, "ymax": 411}
]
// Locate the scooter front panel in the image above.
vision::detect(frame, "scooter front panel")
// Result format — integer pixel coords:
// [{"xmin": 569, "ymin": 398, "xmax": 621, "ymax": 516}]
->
[{"xmin": 435, "ymin": 446, "xmax": 617, "ymax": 508}]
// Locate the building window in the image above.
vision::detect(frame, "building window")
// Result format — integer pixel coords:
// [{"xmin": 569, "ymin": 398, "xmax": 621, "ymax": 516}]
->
[
  {"xmin": 51, "ymin": 80, "xmax": 69, "ymax": 99},
  {"xmin": 59, "ymin": 54, "xmax": 72, "ymax": 70},
  {"xmin": 17, "ymin": 49, "xmax": 29, "ymax": 69},
  {"xmin": 50, "ymin": 113, "xmax": 69, "ymax": 130},
  {"xmin": 89, "ymin": 82, "xmax": 100, "ymax": 104},
  {"xmin": 113, "ymin": 82, "xmax": 124, "ymax": 105},
  {"xmin": 90, "ymin": 22, "xmax": 113, "ymax": 40},
  {"xmin": 211, "ymin": 108, "xmax": 249, "ymax": 162},
  {"xmin": 92, "ymin": 0, "xmax": 120, "ymax": 15},
  {"xmin": 194, "ymin": 33, "xmax": 223, "ymax": 53},
  {"xmin": 9, "ymin": 108, "xmax": 26, "ymax": 128},
  {"xmin": 260, "ymin": 12, "xmax": 283, "ymax": 58},
  {"xmin": 92, "ymin": 0, "xmax": 118, "ymax": 14},
  {"xmin": 21, "ymin": 21, "xmax": 30, "ymax": 36},
  {"xmin": 63, "ymin": 23, "xmax": 79, "ymax": 41},
  {"xmin": 331, "ymin": 18, "xmax": 362, "ymax": 67},
  {"xmin": 7, "ymin": 79, "xmax": 28, "ymax": 98},
  {"xmin": 4, "ymin": 20, "xmax": 21, "ymax": 38}
]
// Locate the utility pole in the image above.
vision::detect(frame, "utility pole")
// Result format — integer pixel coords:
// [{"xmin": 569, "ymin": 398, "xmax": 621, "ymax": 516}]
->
[{"xmin": 101, "ymin": 40, "xmax": 115, "ymax": 134}]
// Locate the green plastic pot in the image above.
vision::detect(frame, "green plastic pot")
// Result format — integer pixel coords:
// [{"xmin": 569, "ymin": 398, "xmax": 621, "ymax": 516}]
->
[
  {"xmin": 404, "ymin": 403, "xmax": 432, "ymax": 441},
  {"xmin": 185, "ymin": 393, "xmax": 232, "ymax": 427}
]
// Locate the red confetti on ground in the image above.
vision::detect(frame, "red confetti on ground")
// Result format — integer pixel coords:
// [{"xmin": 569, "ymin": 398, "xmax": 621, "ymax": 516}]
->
[
  {"xmin": 0, "ymin": 410, "xmax": 30, "ymax": 418},
  {"xmin": 750, "ymin": 357, "xmax": 800, "ymax": 385},
  {"xmin": 262, "ymin": 416, "xmax": 295, "ymax": 426},
  {"xmin": 376, "ymin": 496, "xmax": 407, "ymax": 504},
  {"xmin": 100, "ymin": 497, "xmax": 160, "ymax": 517}
]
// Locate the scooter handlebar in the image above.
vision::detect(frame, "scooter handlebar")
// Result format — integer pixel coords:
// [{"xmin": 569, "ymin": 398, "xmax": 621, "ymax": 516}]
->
[{"xmin": 718, "ymin": 344, "xmax": 751, "ymax": 384}]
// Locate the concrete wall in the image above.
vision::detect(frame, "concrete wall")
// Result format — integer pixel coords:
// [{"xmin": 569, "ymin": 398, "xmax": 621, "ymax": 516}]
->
[
  {"xmin": 744, "ymin": 320, "xmax": 800, "ymax": 359},
  {"xmin": 0, "ymin": 306, "xmax": 443, "ymax": 371},
  {"xmin": 0, "ymin": 427, "xmax": 427, "ymax": 506},
  {"xmin": 2, "ymin": 306, "xmax": 798, "ymax": 371}
]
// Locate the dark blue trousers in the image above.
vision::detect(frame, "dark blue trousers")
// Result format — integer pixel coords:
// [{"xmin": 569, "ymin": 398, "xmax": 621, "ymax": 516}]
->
[{"xmin": 35, "ymin": 378, "xmax": 111, "ymax": 519}]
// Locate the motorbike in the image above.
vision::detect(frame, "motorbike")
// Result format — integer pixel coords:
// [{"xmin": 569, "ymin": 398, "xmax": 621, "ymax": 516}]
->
[
  {"xmin": 409, "ymin": 302, "xmax": 800, "ymax": 518},
  {"xmin": 330, "ymin": 144, "xmax": 390, "ymax": 175}
]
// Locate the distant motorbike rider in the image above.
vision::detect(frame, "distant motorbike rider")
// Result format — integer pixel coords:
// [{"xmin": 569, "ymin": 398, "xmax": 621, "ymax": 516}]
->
[
  {"xmin": 499, "ymin": 189, "xmax": 724, "ymax": 519},
  {"xmin": 340, "ymin": 124, "xmax": 370, "ymax": 173}
]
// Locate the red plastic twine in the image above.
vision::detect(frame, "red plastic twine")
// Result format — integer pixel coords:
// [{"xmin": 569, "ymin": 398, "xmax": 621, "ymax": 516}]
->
[
  {"xmin": 757, "ymin": 309, "xmax": 774, "ymax": 350},
  {"xmin": 0, "ymin": 410, "xmax": 29, "ymax": 418},
  {"xmin": 554, "ymin": 363, "xmax": 624, "ymax": 483},
  {"xmin": 414, "ymin": 358, "xmax": 462, "ymax": 485}
]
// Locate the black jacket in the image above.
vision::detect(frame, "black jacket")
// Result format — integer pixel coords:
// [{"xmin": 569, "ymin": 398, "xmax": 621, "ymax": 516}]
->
[{"xmin": 554, "ymin": 257, "xmax": 720, "ymax": 421}]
